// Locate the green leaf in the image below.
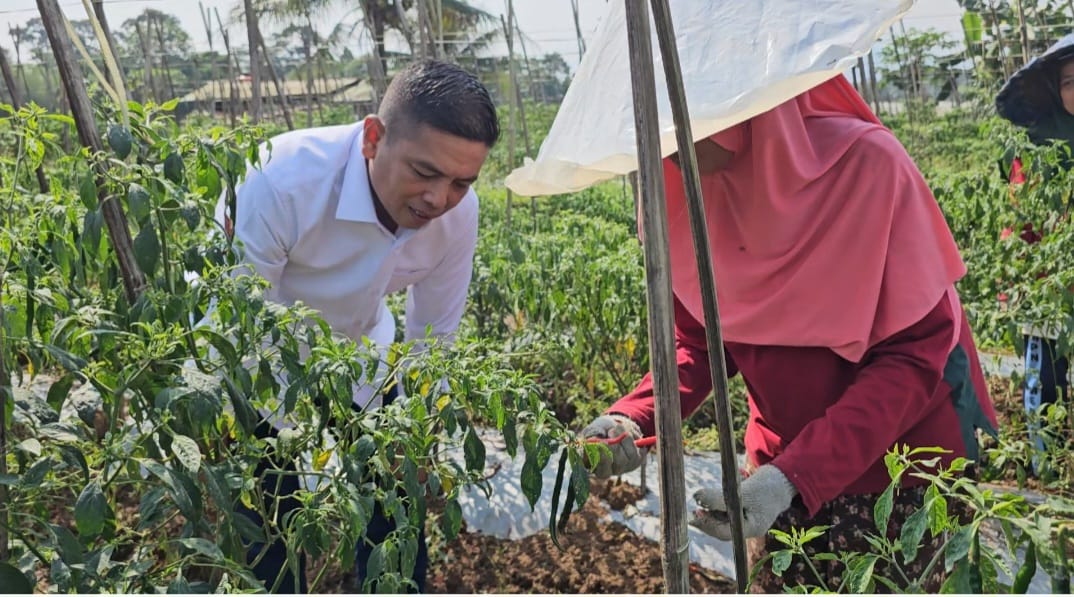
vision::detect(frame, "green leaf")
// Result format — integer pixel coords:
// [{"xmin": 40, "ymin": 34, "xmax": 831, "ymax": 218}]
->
[
  {"xmin": 21, "ymin": 456, "xmax": 53, "ymax": 487},
  {"xmin": 569, "ymin": 458, "xmax": 590, "ymax": 511},
  {"xmin": 46, "ymin": 374, "xmax": 76, "ymax": 412},
  {"xmin": 900, "ymin": 506, "xmax": 930, "ymax": 563},
  {"xmin": 127, "ymin": 183, "xmax": 152, "ymax": 225},
  {"xmin": 772, "ymin": 550, "xmax": 793, "ymax": 576},
  {"xmin": 82, "ymin": 208, "xmax": 103, "ymax": 255},
  {"xmin": 874, "ymin": 484, "xmax": 895, "ymax": 536},
  {"xmin": 0, "ymin": 562, "xmax": 34, "ymax": 593},
  {"xmin": 489, "ymin": 392, "xmax": 505, "ymax": 429},
  {"xmin": 442, "ymin": 499, "xmax": 462, "ymax": 541},
  {"xmin": 520, "ymin": 449, "xmax": 542, "ymax": 510},
  {"xmin": 133, "ymin": 224, "xmax": 160, "ymax": 274},
  {"xmin": 171, "ymin": 434, "xmax": 202, "ymax": 473},
  {"xmin": 57, "ymin": 444, "xmax": 89, "ymax": 483},
  {"xmin": 502, "ymin": 418, "xmax": 518, "ymax": 458},
  {"xmin": 0, "ymin": 474, "xmax": 19, "ymax": 486},
  {"xmin": 463, "ymin": 427, "xmax": 485, "ymax": 474},
  {"xmin": 177, "ymin": 537, "xmax": 224, "ymax": 561},
  {"xmin": 140, "ymin": 460, "xmax": 198, "ymax": 521},
  {"xmin": 962, "ymin": 11, "xmax": 984, "ymax": 45},
  {"xmin": 944, "ymin": 525, "xmax": 974, "ymax": 573},
  {"xmin": 78, "ymin": 173, "xmax": 98, "ymax": 210},
  {"xmin": 49, "ymin": 524, "xmax": 84, "ymax": 566},
  {"xmin": 160, "ymin": 98, "xmax": 179, "ymax": 112},
  {"xmin": 74, "ymin": 480, "xmax": 110, "ymax": 537},
  {"xmin": 400, "ymin": 535, "xmax": 418, "ymax": 580},
  {"xmin": 365, "ymin": 544, "xmax": 385, "ymax": 587},
  {"xmin": 846, "ymin": 553, "xmax": 879, "ymax": 593},
  {"xmin": 50, "ymin": 558, "xmax": 71, "ymax": 591},
  {"xmin": 44, "ymin": 344, "xmax": 87, "ymax": 373}
]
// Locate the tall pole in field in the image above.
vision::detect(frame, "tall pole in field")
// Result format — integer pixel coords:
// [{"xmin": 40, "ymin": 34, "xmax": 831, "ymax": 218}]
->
[
  {"xmin": 243, "ymin": 0, "xmax": 262, "ymax": 123},
  {"xmin": 36, "ymin": 0, "xmax": 146, "ymax": 303},
  {"xmin": 647, "ymin": 0, "xmax": 749, "ymax": 590},
  {"xmin": 621, "ymin": 0, "xmax": 689, "ymax": 590}
]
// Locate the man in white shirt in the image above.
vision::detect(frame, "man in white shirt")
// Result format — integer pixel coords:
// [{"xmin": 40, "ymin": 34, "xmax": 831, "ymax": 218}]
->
[{"xmin": 222, "ymin": 59, "xmax": 499, "ymax": 593}]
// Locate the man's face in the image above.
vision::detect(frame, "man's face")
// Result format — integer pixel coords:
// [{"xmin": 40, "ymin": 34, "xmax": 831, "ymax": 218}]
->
[
  {"xmin": 1060, "ymin": 60, "xmax": 1074, "ymax": 117},
  {"xmin": 363, "ymin": 117, "xmax": 490, "ymax": 230}
]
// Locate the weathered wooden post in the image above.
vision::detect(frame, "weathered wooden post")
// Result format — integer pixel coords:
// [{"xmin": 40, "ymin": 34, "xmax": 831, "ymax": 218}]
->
[
  {"xmin": 36, "ymin": 0, "xmax": 146, "ymax": 303},
  {"xmin": 648, "ymin": 0, "xmax": 748, "ymax": 590},
  {"xmin": 621, "ymin": 0, "xmax": 690, "ymax": 590}
]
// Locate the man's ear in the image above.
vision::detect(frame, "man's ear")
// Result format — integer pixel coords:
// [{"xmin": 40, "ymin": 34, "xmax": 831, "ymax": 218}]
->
[{"xmin": 362, "ymin": 116, "xmax": 385, "ymax": 160}]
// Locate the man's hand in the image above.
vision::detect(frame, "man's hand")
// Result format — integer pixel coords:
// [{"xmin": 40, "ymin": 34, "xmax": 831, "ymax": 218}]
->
[
  {"xmin": 581, "ymin": 414, "xmax": 647, "ymax": 478},
  {"xmin": 689, "ymin": 464, "xmax": 797, "ymax": 540}
]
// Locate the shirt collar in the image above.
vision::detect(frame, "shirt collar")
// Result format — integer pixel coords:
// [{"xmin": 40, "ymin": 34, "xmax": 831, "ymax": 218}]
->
[{"xmin": 335, "ymin": 125, "xmax": 379, "ymax": 224}]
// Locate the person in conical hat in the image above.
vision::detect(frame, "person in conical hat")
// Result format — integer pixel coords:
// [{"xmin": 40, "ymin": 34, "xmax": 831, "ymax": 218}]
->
[{"xmin": 995, "ymin": 34, "xmax": 1074, "ymax": 473}]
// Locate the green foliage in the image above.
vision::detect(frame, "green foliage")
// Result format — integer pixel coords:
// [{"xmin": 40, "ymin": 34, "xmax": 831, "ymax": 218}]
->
[{"xmin": 0, "ymin": 97, "xmax": 571, "ymax": 592}]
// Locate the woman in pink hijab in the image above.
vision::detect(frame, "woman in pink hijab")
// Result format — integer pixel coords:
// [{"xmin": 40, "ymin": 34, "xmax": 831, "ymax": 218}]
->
[{"xmin": 581, "ymin": 75, "xmax": 998, "ymax": 592}]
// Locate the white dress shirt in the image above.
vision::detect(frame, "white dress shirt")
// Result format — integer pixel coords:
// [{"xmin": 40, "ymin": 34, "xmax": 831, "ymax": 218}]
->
[{"xmin": 214, "ymin": 122, "xmax": 479, "ymax": 410}]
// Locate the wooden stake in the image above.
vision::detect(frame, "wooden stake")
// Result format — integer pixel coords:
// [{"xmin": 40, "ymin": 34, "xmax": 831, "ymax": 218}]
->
[
  {"xmin": 570, "ymin": 0, "xmax": 586, "ymax": 63},
  {"xmin": 501, "ymin": 9, "xmax": 516, "ymax": 229},
  {"xmin": 243, "ymin": 0, "xmax": 262, "ymax": 123},
  {"xmin": 867, "ymin": 49, "xmax": 881, "ymax": 115},
  {"xmin": 153, "ymin": 14, "xmax": 177, "ymax": 100},
  {"xmin": 134, "ymin": 19, "xmax": 156, "ymax": 101},
  {"xmin": 90, "ymin": 0, "xmax": 118, "ymax": 87},
  {"xmin": 256, "ymin": 25, "xmax": 294, "ymax": 130},
  {"xmin": 214, "ymin": 8, "xmax": 238, "ymax": 127},
  {"xmin": 1, "ymin": 47, "xmax": 49, "ymax": 194},
  {"xmin": 648, "ymin": 0, "xmax": 748, "ymax": 589},
  {"xmin": 622, "ymin": 0, "xmax": 689, "ymax": 591},
  {"xmin": 198, "ymin": 2, "xmax": 219, "ymax": 117},
  {"xmin": 36, "ymin": 0, "xmax": 146, "ymax": 303},
  {"xmin": 1015, "ymin": 0, "xmax": 1030, "ymax": 68}
]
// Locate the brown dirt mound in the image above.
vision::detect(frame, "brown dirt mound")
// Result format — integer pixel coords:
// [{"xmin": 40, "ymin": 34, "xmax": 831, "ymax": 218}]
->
[{"xmin": 425, "ymin": 496, "xmax": 734, "ymax": 594}]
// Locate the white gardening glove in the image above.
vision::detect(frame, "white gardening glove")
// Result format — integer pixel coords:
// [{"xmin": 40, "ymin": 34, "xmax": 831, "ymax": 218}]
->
[
  {"xmin": 580, "ymin": 414, "xmax": 647, "ymax": 478},
  {"xmin": 689, "ymin": 464, "xmax": 797, "ymax": 540}
]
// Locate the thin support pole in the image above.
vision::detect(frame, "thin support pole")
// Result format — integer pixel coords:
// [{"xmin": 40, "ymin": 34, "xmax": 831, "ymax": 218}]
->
[
  {"xmin": 622, "ymin": 0, "xmax": 689, "ymax": 591},
  {"xmin": 649, "ymin": 0, "xmax": 748, "ymax": 590}
]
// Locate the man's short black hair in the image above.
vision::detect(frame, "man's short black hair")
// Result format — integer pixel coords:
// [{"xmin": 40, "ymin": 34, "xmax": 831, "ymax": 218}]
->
[{"xmin": 379, "ymin": 59, "xmax": 500, "ymax": 147}]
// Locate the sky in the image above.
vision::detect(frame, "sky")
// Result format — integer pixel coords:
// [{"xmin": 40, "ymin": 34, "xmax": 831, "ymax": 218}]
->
[{"xmin": 1, "ymin": 0, "xmax": 967, "ymax": 69}]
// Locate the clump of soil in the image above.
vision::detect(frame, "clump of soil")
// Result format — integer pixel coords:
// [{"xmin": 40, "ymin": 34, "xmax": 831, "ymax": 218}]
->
[
  {"xmin": 314, "ymin": 478, "xmax": 732, "ymax": 594},
  {"xmin": 591, "ymin": 477, "xmax": 648, "ymax": 511},
  {"xmin": 425, "ymin": 496, "xmax": 734, "ymax": 594}
]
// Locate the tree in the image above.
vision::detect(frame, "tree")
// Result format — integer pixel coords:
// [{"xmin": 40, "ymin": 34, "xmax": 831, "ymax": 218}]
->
[{"xmin": 115, "ymin": 10, "xmax": 193, "ymax": 101}]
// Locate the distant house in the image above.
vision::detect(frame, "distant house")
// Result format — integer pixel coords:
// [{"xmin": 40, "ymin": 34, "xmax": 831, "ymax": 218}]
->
[{"xmin": 176, "ymin": 74, "xmax": 376, "ymax": 120}]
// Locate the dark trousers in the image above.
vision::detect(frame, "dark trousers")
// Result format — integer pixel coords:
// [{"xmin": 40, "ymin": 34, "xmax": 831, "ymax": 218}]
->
[
  {"xmin": 1023, "ymin": 335, "xmax": 1069, "ymax": 408},
  {"xmin": 238, "ymin": 386, "xmax": 428, "ymax": 593}
]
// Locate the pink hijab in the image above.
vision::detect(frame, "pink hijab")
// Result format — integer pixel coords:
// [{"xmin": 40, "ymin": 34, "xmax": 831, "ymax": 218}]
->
[{"xmin": 662, "ymin": 75, "xmax": 966, "ymax": 363}]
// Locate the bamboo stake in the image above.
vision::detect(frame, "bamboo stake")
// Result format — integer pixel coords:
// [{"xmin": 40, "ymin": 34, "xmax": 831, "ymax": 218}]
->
[
  {"xmin": 1015, "ymin": 0, "xmax": 1030, "ymax": 68},
  {"xmin": 36, "ymin": 0, "xmax": 146, "ymax": 303},
  {"xmin": 570, "ymin": 0, "xmax": 586, "ymax": 63},
  {"xmin": 153, "ymin": 15, "xmax": 177, "ymax": 100},
  {"xmin": 90, "ymin": 0, "xmax": 118, "ymax": 87},
  {"xmin": 648, "ymin": 0, "xmax": 747, "ymax": 590},
  {"xmin": 198, "ymin": 3, "xmax": 219, "ymax": 117},
  {"xmin": 622, "ymin": 0, "xmax": 689, "ymax": 591},
  {"xmin": 0, "ymin": 278, "xmax": 8, "ymax": 565},
  {"xmin": 867, "ymin": 49, "xmax": 881, "ymax": 115},
  {"xmin": 501, "ymin": 10, "xmax": 515, "ymax": 229},
  {"xmin": 134, "ymin": 19, "xmax": 156, "ymax": 101},
  {"xmin": 257, "ymin": 25, "xmax": 294, "ymax": 130},
  {"xmin": 214, "ymin": 8, "xmax": 238, "ymax": 127},
  {"xmin": 0, "ymin": 48, "xmax": 49, "ymax": 194}
]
